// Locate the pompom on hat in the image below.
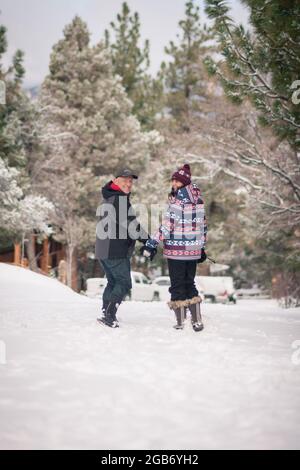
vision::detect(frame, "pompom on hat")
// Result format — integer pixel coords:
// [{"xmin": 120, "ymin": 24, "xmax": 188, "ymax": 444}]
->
[{"xmin": 171, "ymin": 163, "xmax": 191, "ymax": 186}]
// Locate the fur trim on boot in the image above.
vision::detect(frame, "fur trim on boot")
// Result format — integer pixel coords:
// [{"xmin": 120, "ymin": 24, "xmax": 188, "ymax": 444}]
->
[
  {"xmin": 186, "ymin": 296, "xmax": 202, "ymax": 306},
  {"xmin": 167, "ymin": 299, "xmax": 190, "ymax": 309}
]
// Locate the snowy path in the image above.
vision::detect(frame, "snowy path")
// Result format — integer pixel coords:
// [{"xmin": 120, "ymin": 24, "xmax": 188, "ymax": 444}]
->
[{"xmin": 0, "ymin": 263, "xmax": 300, "ymax": 450}]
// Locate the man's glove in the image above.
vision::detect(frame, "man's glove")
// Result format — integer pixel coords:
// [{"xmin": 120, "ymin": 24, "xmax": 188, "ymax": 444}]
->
[
  {"xmin": 140, "ymin": 245, "xmax": 157, "ymax": 261},
  {"xmin": 197, "ymin": 248, "xmax": 207, "ymax": 264}
]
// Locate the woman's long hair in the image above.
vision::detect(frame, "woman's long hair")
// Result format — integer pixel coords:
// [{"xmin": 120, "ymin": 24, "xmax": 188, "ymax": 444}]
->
[{"xmin": 168, "ymin": 187, "xmax": 177, "ymax": 203}]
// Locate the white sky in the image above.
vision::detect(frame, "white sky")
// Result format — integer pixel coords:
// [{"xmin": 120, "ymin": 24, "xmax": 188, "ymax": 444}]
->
[{"xmin": 0, "ymin": 0, "xmax": 250, "ymax": 88}]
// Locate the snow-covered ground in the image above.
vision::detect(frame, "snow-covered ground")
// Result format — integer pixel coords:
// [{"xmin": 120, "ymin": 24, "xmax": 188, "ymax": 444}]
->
[{"xmin": 0, "ymin": 263, "xmax": 300, "ymax": 450}]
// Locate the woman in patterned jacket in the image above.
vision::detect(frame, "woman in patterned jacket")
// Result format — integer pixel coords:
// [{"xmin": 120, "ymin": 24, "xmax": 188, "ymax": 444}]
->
[{"xmin": 141, "ymin": 164, "xmax": 208, "ymax": 332}]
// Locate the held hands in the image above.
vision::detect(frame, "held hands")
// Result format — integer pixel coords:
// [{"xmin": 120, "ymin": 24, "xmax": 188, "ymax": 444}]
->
[{"xmin": 140, "ymin": 245, "xmax": 157, "ymax": 261}]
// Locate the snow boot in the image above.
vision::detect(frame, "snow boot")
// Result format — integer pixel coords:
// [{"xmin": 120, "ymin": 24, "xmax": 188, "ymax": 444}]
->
[
  {"xmin": 168, "ymin": 300, "xmax": 187, "ymax": 330},
  {"xmin": 97, "ymin": 299, "xmax": 109, "ymax": 323},
  {"xmin": 189, "ymin": 297, "xmax": 204, "ymax": 332},
  {"xmin": 184, "ymin": 306, "xmax": 188, "ymax": 320},
  {"xmin": 98, "ymin": 301, "xmax": 120, "ymax": 328},
  {"xmin": 173, "ymin": 307, "xmax": 185, "ymax": 329}
]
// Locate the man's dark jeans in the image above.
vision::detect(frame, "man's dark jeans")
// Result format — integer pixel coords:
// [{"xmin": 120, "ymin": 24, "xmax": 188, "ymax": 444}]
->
[{"xmin": 100, "ymin": 258, "xmax": 132, "ymax": 306}]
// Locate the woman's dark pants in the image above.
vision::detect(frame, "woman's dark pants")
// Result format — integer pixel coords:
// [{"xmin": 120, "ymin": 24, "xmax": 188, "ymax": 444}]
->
[{"xmin": 167, "ymin": 258, "xmax": 199, "ymax": 301}]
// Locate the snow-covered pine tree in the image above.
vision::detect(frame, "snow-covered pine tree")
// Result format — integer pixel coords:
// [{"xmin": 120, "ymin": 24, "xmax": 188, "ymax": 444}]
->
[
  {"xmin": 0, "ymin": 157, "xmax": 22, "ymax": 207},
  {"xmin": 203, "ymin": 0, "xmax": 300, "ymax": 303},
  {"xmin": 0, "ymin": 157, "xmax": 54, "ymax": 248},
  {"xmin": 0, "ymin": 23, "xmax": 55, "ymax": 270},
  {"xmin": 161, "ymin": 0, "xmax": 216, "ymax": 130},
  {"xmin": 105, "ymin": 2, "xmax": 163, "ymax": 129},
  {"xmin": 204, "ymin": 0, "xmax": 300, "ymax": 149},
  {"xmin": 0, "ymin": 23, "xmax": 26, "ymax": 168},
  {"xmin": 37, "ymin": 16, "xmax": 159, "ymax": 287}
]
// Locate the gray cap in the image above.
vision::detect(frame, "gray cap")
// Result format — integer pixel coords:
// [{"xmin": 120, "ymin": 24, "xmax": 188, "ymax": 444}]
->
[{"xmin": 115, "ymin": 168, "xmax": 138, "ymax": 179}]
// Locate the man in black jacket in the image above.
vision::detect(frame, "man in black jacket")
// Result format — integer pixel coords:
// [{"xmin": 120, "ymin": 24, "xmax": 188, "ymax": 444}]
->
[{"xmin": 95, "ymin": 169, "xmax": 155, "ymax": 328}]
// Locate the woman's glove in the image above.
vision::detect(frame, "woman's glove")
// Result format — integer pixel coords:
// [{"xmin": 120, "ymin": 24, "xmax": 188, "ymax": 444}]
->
[{"xmin": 197, "ymin": 248, "xmax": 207, "ymax": 264}]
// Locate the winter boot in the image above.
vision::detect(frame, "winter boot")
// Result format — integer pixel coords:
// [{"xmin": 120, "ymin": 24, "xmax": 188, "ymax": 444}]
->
[
  {"xmin": 189, "ymin": 297, "xmax": 204, "ymax": 332},
  {"xmin": 173, "ymin": 306, "xmax": 185, "ymax": 329},
  {"xmin": 98, "ymin": 301, "xmax": 120, "ymax": 328},
  {"xmin": 97, "ymin": 299, "xmax": 109, "ymax": 323},
  {"xmin": 168, "ymin": 300, "xmax": 187, "ymax": 330},
  {"xmin": 184, "ymin": 306, "xmax": 188, "ymax": 320}
]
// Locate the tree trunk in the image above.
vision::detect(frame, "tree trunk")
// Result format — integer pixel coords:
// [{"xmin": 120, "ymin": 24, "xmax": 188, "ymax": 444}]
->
[
  {"xmin": 25, "ymin": 233, "xmax": 39, "ymax": 272},
  {"xmin": 66, "ymin": 245, "xmax": 74, "ymax": 288},
  {"xmin": 14, "ymin": 243, "xmax": 21, "ymax": 265},
  {"xmin": 66, "ymin": 245, "xmax": 78, "ymax": 290},
  {"xmin": 41, "ymin": 238, "xmax": 50, "ymax": 274}
]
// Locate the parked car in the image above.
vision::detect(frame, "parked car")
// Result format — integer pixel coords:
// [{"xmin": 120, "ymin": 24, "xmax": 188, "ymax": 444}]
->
[
  {"xmin": 196, "ymin": 276, "xmax": 237, "ymax": 303},
  {"xmin": 152, "ymin": 276, "xmax": 170, "ymax": 302},
  {"xmin": 85, "ymin": 271, "xmax": 160, "ymax": 301},
  {"xmin": 236, "ymin": 287, "xmax": 269, "ymax": 299},
  {"xmin": 85, "ymin": 277, "xmax": 107, "ymax": 299},
  {"xmin": 153, "ymin": 276, "xmax": 205, "ymax": 302}
]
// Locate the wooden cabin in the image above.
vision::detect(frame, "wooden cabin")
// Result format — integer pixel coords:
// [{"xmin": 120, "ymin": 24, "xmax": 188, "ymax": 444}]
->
[
  {"xmin": 0, "ymin": 234, "xmax": 103, "ymax": 292},
  {"xmin": 0, "ymin": 236, "xmax": 78, "ymax": 290}
]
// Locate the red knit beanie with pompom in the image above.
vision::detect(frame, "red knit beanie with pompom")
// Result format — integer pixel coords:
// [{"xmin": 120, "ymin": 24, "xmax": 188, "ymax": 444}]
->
[{"xmin": 171, "ymin": 163, "xmax": 191, "ymax": 186}]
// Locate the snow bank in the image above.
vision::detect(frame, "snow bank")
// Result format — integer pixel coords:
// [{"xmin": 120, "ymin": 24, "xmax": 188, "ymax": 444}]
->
[{"xmin": 0, "ymin": 263, "xmax": 300, "ymax": 450}]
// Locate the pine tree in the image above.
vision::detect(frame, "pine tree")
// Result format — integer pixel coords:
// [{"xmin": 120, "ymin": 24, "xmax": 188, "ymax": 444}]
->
[
  {"xmin": 37, "ymin": 16, "xmax": 159, "ymax": 287},
  {"xmin": 161, "ymin": 0, "xmax": 215, "ymax": 130},
  {"xmin": 105, "ymin": 2, "xmax": 149, "ymax": 95},
  {"xmin": 0, "ymin": 23, "xmax": 54, "ymax": 269},
  {"xmin": 0, "ymin": 23, "xmax": 26, "ymax": 167},
  {"xmin": 0, "ymin": 21, "xmax": 41, "ymax": 186},
  {"xmin": 204, "ymin": 0, "xmax": 300, "ymax": 149},
  {"xmin": 105, "ymin": 2, "xmax": 163, "ymax": 129},
  {"xmin": 202, "ymin": 0, "xmax": 300, "ymax": 302},
  {"xmin": 0, "ymin": 157, "xmax": 54, "ymax": 250}
]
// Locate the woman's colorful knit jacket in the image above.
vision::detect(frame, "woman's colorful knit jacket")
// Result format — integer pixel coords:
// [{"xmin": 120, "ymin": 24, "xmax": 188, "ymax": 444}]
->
[{"xmin": 146, "ymin": 183, "xmax": 207, "ymax": 260}]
